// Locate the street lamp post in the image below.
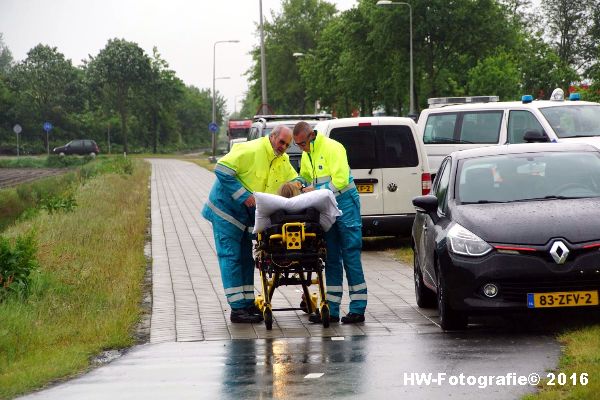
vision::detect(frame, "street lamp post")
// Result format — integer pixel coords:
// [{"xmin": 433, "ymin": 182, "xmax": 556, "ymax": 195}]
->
[
  {"xmin": 211, "ymin": 40, "xmax": 238, "ymax": 162},
  {"xmin": 259, "ymin": 0, "xmax": 268, "ymax": 114},
  {"xmin": 377, "ymin": 1, "xmax": 415, "ymax": 116}
]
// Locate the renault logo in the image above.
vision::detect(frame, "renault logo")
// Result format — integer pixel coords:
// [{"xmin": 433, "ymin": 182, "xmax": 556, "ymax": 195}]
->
[{"xmin": 549, "ymin": 241, "xmax": 569, "ymax": 264}]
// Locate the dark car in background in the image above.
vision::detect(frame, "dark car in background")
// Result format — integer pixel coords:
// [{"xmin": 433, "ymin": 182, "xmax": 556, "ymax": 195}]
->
[
  {"xmin": 412, "ymin": 143, "xmax": 600, "ymax": 330},
  {"xmin": 53, "ymin": 139, "xmax": 100, "ymax": 156}
]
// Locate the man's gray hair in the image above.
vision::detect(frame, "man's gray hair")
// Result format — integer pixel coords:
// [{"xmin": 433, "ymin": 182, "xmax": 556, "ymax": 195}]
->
[{"xmin": 270, "ymin": 124, "xmax": 290, "ymax": 139}]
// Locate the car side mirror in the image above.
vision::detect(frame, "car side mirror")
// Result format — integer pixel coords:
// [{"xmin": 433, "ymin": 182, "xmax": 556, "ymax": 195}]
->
[
  {"xmin": 413, "ymin": 195, "xmax": 438, "ymax": 213},
  {"xmin": 523, "ymin": 130, "xmax": 549, "ymax": 143}
]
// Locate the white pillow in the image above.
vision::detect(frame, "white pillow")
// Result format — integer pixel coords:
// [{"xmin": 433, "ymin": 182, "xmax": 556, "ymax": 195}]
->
[{"xmin": 253, "ymin": 190, "xmax": 342, "ymax": 233}]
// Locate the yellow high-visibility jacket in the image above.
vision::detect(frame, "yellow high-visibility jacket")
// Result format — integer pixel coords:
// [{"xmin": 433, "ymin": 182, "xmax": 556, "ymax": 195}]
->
[
  {"xmin": 299, "ymin": 133, "xmax": 354, "ymax": 195},
  {"xmin": 218, "ymin": 136, "xmax": 298, "ymax": 197}
]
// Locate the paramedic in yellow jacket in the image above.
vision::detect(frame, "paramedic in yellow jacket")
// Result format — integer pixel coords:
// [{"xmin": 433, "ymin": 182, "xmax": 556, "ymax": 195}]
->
[
  {"xmin": 202, "ymin": 125, "xmax": 298, "ymax": 323},
  {"xmin": 293, "ymin": 121, "xmax": 367, "ymax": 324}
]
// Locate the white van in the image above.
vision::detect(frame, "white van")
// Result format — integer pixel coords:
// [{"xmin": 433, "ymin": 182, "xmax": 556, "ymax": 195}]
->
[
  {"xmin": 416, "ymin": 89, "xmax": 600, "ymax": 173},
  {"xmin": 313, "ymin": 117, "xmax": 431, "ymax": 237}
]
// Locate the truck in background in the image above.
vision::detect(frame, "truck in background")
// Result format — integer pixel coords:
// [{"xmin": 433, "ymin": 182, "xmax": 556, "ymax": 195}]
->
[{"xmin": 227, "ymin": 119, "xmax": 252, "ymax": 151}]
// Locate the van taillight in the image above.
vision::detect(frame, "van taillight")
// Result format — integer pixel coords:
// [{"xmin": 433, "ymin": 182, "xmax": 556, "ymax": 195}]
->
[{"xmin": 421, "ymin": 173, "xmax": 431, "ymax": 195}]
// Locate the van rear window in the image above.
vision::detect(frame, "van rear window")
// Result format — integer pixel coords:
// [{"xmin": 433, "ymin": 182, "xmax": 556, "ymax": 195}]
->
[{"xmin": 330, "ymin": 125, "xmax": 418, "ymax": 169}]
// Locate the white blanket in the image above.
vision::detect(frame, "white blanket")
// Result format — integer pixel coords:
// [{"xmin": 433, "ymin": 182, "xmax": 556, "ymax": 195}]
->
[{"xmin": 253, "ymin": 190, "xmax": 342, "ymax": 233}]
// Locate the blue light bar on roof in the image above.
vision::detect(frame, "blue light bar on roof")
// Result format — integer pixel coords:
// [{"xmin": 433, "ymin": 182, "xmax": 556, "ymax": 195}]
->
[
  {"xmin": 521, "ymin": 95, "xmax": 533, "ymax": 104},
  {"xmin": 569, "ymin": 93, "xmax": 581, "ymax": 101}
]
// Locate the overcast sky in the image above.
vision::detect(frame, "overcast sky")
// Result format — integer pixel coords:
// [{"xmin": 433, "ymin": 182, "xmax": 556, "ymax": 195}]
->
[{"xmin": 0, "ymin": 0, "xmax": 357, "ymax": 114}]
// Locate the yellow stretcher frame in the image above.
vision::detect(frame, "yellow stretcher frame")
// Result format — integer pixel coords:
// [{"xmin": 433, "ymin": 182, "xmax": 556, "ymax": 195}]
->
[{"xmin": 254, "ymin": 221, "xmax": 330, "ymax": 330}]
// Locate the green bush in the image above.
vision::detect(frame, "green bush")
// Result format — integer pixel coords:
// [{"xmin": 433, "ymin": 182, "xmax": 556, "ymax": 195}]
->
[
  {"xmin": 0, "ymin": 232, "xmax": 39, "ymax": 301},
  {"xmin": 39, "ymin": 192, "xmax": 77, "ymax": 214},
  {"xmin": 0, "ymin": 173, "xmax": 78, "ymax": 231}
]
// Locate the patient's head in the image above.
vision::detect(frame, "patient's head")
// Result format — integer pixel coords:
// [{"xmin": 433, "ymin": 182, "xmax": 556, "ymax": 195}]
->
[{"xmin": 277, "ymin": 182, "xmax": 301, "ymax": 198}]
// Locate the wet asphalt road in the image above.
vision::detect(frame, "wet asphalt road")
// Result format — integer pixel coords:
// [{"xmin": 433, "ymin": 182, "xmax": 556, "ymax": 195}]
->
[
  {"xmin": 17, "ymin": 159, "xmax": 598, "ymax": 399},
  {"xmin": 22, "ymin": 329, "xmax": 563, "ymax": 400}
]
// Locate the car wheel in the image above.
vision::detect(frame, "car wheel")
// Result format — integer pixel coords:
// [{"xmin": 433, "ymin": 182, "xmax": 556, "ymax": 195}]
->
[
  {"xmin": 414, "ymin": 251, "xmax": 436, "ymax": 308},
  {"xmin": 436, "ymin": 259, "xmax": 468, "ymax": 330},
  {"xmin": 59, "ymin": 152, "xmax": 65, "ymax": 156},
  {"xmin": 90, "ymin": 152, "xmax": 97, "ymax": 158}
]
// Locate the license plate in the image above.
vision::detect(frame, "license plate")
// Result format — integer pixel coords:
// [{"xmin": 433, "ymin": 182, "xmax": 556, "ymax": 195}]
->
[
  {"xmin": 527, "ymin": 290, "xmax": 599, "ymax": 308},
  {"xmin": 357, "ymin": 184, "xmax": 374, "ymax": 193}
]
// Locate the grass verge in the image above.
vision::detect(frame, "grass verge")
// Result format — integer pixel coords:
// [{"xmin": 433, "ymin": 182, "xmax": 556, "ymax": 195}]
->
[
  {"xmin": 0, "ymin": 159, "xmax": 149, "ymax": 399},
  {"xmin": 523, "ymin": 325, "xmax": 600, "ymax": 399},
  {"xmin": 0, "ymin": 155, "xmax": 94, "ymax": 169},
  {"xmin": 130, "ymin": 153, "xmax": 216, "ymax": 171}
]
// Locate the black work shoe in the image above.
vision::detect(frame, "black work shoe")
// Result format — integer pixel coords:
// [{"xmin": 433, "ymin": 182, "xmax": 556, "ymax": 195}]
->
[
  {"xmin": 341, "ymin": 312, "xmax": 365, "ymax": 324},
  {"xmin": 308, "ymin": 313, "xmax": 339, "ymax": 324},
  {"xmin": 245, "ymin": 304, "xmax": 262, "ymax": 316},
  {"xmin": 230, "ymin": 308, "xmax": 264, "ymax": 323}
]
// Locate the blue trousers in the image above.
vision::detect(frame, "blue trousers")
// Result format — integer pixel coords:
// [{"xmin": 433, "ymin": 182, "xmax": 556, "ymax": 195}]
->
[
  {"xmin": 212, "ymin": 217, "xmax": 255, "ymax": 310},
  {"xmin": 324, "ymin": 189, "xmax": 367, "ymax": 317}
]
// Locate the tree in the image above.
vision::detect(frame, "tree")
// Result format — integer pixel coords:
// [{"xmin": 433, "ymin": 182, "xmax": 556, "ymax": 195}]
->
[
  {"xmin": 518, "ymin": 35, "xmax": 578, "ymax": 99},
  {"xmin": 301, "ymin": 4, "xmax": 379, "ymax": 117},
  {"xmin": 86, "ymin": 39, "xmax": 152, "ymax": 153},
  {"xmin": 467, "ymin": 52, "xmax": 521, "ymax": 100},
  {"xmin": 175, "ymin": 85, "xmax": 221, "ymax": 149},
  {"xmin": 583, "ymin": 6, "xmax": 600, "ymax": 84},
  {"xmin": 8, "ymin": 44, "xmax": 83, "ymax": 151},
  {"xmin": 541, "ymin": 0, "xmax": 594, "ymax": 75},
  {"xmin": 139, "ymin": 47, "xmax": 184, "ymax": 153},
  {"xmin": 247, "ymin": 0, "xmax": 336, "ymax": 114},
  {"xmin": 416, "ymin": 0, "xmax": 520, "ymax": 101},
  {"xmin": 0, "ymin": 33, "xmax": 13, "ymax": 75}
]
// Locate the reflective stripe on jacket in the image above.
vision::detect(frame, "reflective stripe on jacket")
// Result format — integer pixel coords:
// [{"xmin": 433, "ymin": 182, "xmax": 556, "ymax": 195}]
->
[{"xmin": 202, "ymin": 136, "xmax": 298, "ymax": 231}]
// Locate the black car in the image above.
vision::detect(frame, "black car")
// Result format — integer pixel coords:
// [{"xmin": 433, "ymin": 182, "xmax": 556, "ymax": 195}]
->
[
  {"xmin": 412, "ymin": 143, "xmax": 600, "ymax": 330},
  {"xmin": 53, "ymin": 139, "xmax": 100, "ymax": 156}
]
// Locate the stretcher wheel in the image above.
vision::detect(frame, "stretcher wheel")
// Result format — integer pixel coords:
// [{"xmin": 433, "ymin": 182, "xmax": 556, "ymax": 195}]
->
[
  {"xmin": 264, "ymin": 308, "xmax": 273, "ymax": 330},
  {"xmin": 320, "ymin": 304, "xmax": 330, "ymax": 328}
]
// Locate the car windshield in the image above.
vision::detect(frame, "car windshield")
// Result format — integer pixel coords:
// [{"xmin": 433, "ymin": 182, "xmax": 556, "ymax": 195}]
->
[
  {"xmin": 539, "ymin": 105, "xmax": 600, "ymax": 138},
  {"xmin": 456, "ymin": 151, "xmax": 600, "ymax": 204}
]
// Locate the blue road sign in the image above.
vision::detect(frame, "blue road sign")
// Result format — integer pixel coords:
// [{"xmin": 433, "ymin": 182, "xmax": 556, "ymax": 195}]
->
[
  {"xmin": 43, "ymin": 122, "xmax": 53, "ymax": 132},
  {"xmin": 208, "ymin": 122, "xmax": 219, "ymax": 133}
]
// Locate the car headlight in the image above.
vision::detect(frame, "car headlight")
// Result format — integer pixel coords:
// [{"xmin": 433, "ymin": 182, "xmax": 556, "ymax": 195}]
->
[{"xmin": 447, "ymin": 223, "xmax": 492, "ymax": 256}]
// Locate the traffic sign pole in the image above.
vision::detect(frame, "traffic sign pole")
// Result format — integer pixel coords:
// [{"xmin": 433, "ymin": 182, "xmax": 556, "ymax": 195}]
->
[
  {"xmin": 208, "ymin": 122, "xmax": 219, "ymax": 163},
  {"xmin": 13, "ymin": 124, "xmax": 22, "ymax": 157},
  {"xmin": 43, "ymin": 122, "xmax": 53, "ymax": 155}
]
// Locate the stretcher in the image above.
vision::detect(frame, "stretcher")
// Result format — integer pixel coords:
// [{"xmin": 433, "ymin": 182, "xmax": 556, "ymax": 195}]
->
[{"xmin": 254, "ymin": 207, "xmax": 330, "ymax": 330}]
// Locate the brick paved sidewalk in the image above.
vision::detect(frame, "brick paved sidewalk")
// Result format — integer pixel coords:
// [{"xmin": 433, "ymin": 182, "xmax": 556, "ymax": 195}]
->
[{"xmin": 148, "ymin": 159, "xmax": 439, "ymax": 343}]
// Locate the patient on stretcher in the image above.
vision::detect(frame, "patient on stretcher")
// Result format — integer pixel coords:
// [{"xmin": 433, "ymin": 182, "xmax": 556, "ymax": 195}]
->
[
  {"xmin": 277, "ymin": 182, "xmax": 301, "ymax": 198},
  {"xmin": 253, "ymin": 187, "xmax": 341, "ymax": 233}
]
